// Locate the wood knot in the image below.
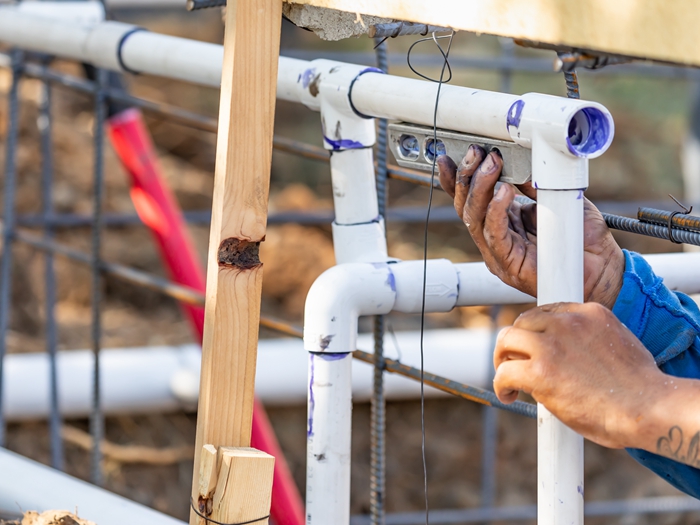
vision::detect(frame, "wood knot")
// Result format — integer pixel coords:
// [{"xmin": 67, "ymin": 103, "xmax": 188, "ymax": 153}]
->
[{"xmin": 218, "ymin": 238, "xmax": 261, "ymax": 269}]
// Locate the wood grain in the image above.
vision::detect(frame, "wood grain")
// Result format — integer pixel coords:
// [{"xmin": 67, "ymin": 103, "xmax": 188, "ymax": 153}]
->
[
  {"xmin": 289, "ymin": 0, "xmax": 700, "ymax": 67},
  {"xmin": 190, "ymin": 0, "xmax": 282, "ymax": 522}
]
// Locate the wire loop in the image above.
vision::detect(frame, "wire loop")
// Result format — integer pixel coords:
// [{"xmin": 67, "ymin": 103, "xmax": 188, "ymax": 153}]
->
[{"xmin": 190, "ymin": 497, "xmax": 270, "ymax": 525}]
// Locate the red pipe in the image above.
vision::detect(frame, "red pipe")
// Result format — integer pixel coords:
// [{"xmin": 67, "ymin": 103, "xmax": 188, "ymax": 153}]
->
[{"xmin": 107, "ymin": 108, "xmax": 304, "ymax": 525}]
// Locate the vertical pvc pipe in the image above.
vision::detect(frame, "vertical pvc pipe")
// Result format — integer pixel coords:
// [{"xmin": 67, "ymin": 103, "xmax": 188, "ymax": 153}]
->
[
  {"xmin": 306, "ymin": 352, "xmax": 353, "ymax": 525},
  {"xmin": 537, "ymin": 189, "xmax": 585, "ymax": 525}
]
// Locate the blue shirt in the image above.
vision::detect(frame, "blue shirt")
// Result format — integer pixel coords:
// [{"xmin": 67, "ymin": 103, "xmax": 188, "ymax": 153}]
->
[{"xmin": 613, "ymin": 250, "xmax": 700, "ymax": 498}]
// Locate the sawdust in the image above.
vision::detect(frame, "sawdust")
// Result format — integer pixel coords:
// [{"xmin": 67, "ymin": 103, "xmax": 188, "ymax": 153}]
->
[{"xmin": 2, "ymin": 511, "xmax": 95, "ymax": 525}]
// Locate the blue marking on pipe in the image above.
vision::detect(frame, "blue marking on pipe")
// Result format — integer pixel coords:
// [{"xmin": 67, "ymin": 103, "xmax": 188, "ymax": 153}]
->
[
  {"xmin": 507, "ymin": 99, "xmax": 525, "ymax": 129},
  {"xmin": 386, "ymin": 271, "xmax": 396, "ymax": 292},
  {"xmin": 308, "ymin": 353, "xmax": 315, "ymax": 437},
  {"xmin": 301, "ymin": 67, "xmax": 316, "ymax": 88},
  {"xmin": 323, "ymin": 135, "xmax": 366, "ymax": 150},
  {"xmin": 318, "ymin": 352, "xmax": 349, "ymax": 361}
]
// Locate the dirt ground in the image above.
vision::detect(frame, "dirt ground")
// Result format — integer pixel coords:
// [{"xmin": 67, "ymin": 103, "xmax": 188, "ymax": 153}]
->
[{"xmin": 1, "ymin": 7, "xmax": 700, "ymax": 525}]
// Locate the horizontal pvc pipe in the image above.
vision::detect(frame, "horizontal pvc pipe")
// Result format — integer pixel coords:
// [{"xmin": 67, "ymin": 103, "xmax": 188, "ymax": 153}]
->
[
  {"xmin": 3, "ymin": 329, "xmax": 494, "ymax": 420},
  {"xmin": 0, "ymin": 447, "xmax": 184, "ymax": 525},
  {"xmin": 4, "ymin": 344, "xmax": 201, "ymax": 420}
]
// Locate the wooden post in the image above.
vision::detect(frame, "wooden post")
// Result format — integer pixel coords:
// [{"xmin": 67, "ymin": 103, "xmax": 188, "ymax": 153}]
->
[{"xmin": 190, "ymin": 0, "xmax": 282, "ymax": 522}]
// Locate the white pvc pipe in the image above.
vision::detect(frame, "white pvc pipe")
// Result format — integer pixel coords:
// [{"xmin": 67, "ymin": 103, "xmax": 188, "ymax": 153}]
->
[
  {"xmin": 306, "ymin": 352, "xmax": 353, "ymax": 525},
  {"xmin": 537, "ymin": 189, "xmax": 585, "ymax": 525},
  {"xmin": 2, "ymin": 329, "xmax": 496, "ymax": 420},
  {"xmin": 3, "ymin": 344, "xmax": 200, "ymax": 421},
  {"xmin": 329, "ymin": 148, "xmax": 380, "ymax": 226},
  {"xmin": 0, "ymin": 447, "xmax": 184, "ymax": 525},
  {"xmin": 351, "ymin": 73, "xmax": 518, "ymax": 141},
  {"xmin": 0, "ymin": 11, "xmax": 614, "ymax": 147}
]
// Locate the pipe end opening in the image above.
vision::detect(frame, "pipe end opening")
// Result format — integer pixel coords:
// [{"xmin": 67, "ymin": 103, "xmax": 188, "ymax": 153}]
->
[{"xmin": 566, "ymin": 107, "xmax": 613, "ymax": 158}]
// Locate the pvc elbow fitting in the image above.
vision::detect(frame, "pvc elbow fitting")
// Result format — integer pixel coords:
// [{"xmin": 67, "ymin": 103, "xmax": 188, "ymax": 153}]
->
[{"xmin": 507, "ymin": 93, "xmax": 615, "ymax": 159}]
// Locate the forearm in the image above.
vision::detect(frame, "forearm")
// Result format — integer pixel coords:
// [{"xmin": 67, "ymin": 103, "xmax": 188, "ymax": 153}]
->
[{"xmin": 629, "ymin": 377, "xmax": 700, "ymax": 468}]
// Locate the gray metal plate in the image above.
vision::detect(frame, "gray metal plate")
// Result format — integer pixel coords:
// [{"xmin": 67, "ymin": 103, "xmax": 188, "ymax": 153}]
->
[{"xmin": 388, "ymin": 122, "xmax": 532, "ymax": 185}]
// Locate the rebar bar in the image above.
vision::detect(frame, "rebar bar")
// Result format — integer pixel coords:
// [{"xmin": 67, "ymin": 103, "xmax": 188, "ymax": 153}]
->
[
  {"xmin": 353, "ymin": 351, "xmax": 537, "ymax": 419},
  {"xmin": 370, "ymin": 36, "xmax": 389, "ymax": 525},
  {"xmin": 559, "ymin": 53, "xmax": 581, "ymax": 99},
  {"xmin": 349, "ymin": 495, "xmax": 700, "ymax": 524},
  {"xmin": 0, "ymin": 49, "xmax": 23, "ymax": 447},
  {"xmin": 186, "ymin": 0, "xmax": 226, "ymax": 10},
  {"xmin": 638, "ymin": 206, "xmax": 700, "ymax": 232},
  {"xmin": 38, "ymin": 56, "xmax": 64, "ymax": 471},
  {"xmin": 90, "ymin": 68, "xmax": 107, "ymax": 486},
  {"xmin": 369, "ymin": 22, "xmax": 452, "ymax": 39},
  {"xmin": 480, "ymin": 306, "xmax": 501, "ymax": 515}
]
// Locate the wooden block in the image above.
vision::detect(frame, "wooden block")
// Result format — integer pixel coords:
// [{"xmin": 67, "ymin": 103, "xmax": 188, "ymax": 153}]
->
[
  {"xmin": 190, "ymin": 0, "xmax": 282, "ymax": 522},
  {"xmin": 193, "ymin": 446, "xmax": 275, "ymax": 525},
  {"xmin": 289, "ymin": 0, "xmax": 700, "ymax": 67}
]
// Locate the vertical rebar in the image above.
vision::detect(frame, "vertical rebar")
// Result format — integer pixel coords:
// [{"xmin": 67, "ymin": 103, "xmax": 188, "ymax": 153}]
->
[
  {"xmin": 498, "ymin": 38, "xmax": 515, "ymax": 95},
  {"xmin": 563, "ymin": 70, "xmax": 581, "ymax": 99},
  {"xmin": 480, "ymin": 38, "xmax": 514, "ymax": 516},
  {"xmin": 480, "ymin": 306, "xmax": 502, "ymax": 517},
  {"xmin": 39, "ymin": 56, "xmax": 64, "ymax": 471},
  {"xmin": 0, "ymin": 49, "xmax": 23, "ymax": 447},
  {"xmin": 90, "ymin": 68, "xmax": 107, "ymax": 486},
  {"xmin": 370, "ymin": 36, "xmax": 389, "ymax": 525}
]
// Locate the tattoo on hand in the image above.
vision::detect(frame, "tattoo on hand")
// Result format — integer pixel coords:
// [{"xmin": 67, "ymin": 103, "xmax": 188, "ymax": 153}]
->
[{"xmin": 657, "ymin": 426, "xmax": 700, "ymax": 468}]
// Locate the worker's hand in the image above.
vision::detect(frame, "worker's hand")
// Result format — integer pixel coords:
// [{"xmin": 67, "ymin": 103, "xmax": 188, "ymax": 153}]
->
[
  {"xmin": 493, "ymin": 302, "xmax": 664, "ymax": 450},
  {"xmin": 437, "ymin": 146, "xmax": 624, "ymax": 309}
]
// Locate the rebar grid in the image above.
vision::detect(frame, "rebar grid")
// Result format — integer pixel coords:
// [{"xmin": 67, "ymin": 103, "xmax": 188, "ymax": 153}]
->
[{"xmin": 0, "ymin": 45, "xmax": 699, "ymax": 525}]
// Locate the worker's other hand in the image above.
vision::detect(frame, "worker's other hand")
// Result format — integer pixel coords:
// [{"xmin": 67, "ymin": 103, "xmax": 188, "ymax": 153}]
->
[
  {"xmin": 437, "ymin": 146, "xmax": 624, "ymax": 309},
  {"xmin": 493, "ymin": 302, "xmax": 663, "ymax": 450}
]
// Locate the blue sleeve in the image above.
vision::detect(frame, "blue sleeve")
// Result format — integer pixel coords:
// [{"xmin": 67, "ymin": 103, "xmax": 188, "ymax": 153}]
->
[{"xmin": 612, "ymin": 250, "xmax": 700, "ymax": 498}]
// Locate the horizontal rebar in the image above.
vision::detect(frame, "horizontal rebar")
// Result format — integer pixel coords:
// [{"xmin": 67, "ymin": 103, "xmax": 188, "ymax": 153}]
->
[
  {"xmin": 603, "ymin": 212, "xmax": 700, "ymax": 246},
  {"xmin": 353, "ymin": 350, "xmax": 537, "ymax": 418},
  {"xmin": 369, "ymin": 22, "xmax": 452, "ymax": 39},
  {"xmin": 186, "ymin": 0, "xmax": 226, "ymax": 10},
  {"xmin": 350, "ymin": 495, "xmax": 700, "ymax": 524},
  {"xmin": 13, "ymin": 228, "xmax": 206, "ymax": 306},
  {"xmin": 638, "ymin": 206, "xmax": 700, "ymax": 233}
]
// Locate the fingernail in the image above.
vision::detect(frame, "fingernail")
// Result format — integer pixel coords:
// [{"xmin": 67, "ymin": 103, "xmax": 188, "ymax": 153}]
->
[
  {"xmin": 490, "ymin": 147, "xmax": 503, "ymax": 159},
  {"xmin": 494, "ymin": 184, "xmax": 507, "ymax": 200},
  {"xmin": 480, "ymin": 153, "xmax": 496, "ymax": 172},
  {"xmin": 465, "ymin": 144, "xmax": 477, "ymax": 163}
]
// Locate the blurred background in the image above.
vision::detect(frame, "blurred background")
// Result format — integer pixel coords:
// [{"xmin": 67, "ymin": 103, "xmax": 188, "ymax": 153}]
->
[{"xmin": 1, "ymin": 4, "xmax": 699, "ymax": 524}]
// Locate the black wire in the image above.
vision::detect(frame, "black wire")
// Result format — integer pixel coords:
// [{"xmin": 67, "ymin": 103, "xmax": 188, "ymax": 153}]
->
[
  {"xmin": 407, "ymin": 35, "xmax": 454, "ymax": 84},
  {"xmin": 413, "ymin": 31, "xmax": 455, "ymax": 525}
]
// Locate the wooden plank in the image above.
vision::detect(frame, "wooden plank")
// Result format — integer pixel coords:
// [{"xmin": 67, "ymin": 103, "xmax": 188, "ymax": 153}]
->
[
  {"xmin": 190, "ymin": 0, "xmax": 282, "ymax": 522},
  {"xmin": 288, "ymin": 0, "xmax": 700, "ymax": 67}
]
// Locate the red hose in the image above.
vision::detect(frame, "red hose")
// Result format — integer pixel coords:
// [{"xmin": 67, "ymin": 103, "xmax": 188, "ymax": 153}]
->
[{"xmin": 107, "ymin": 108, "xmax": 304, "ymax": 525}]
